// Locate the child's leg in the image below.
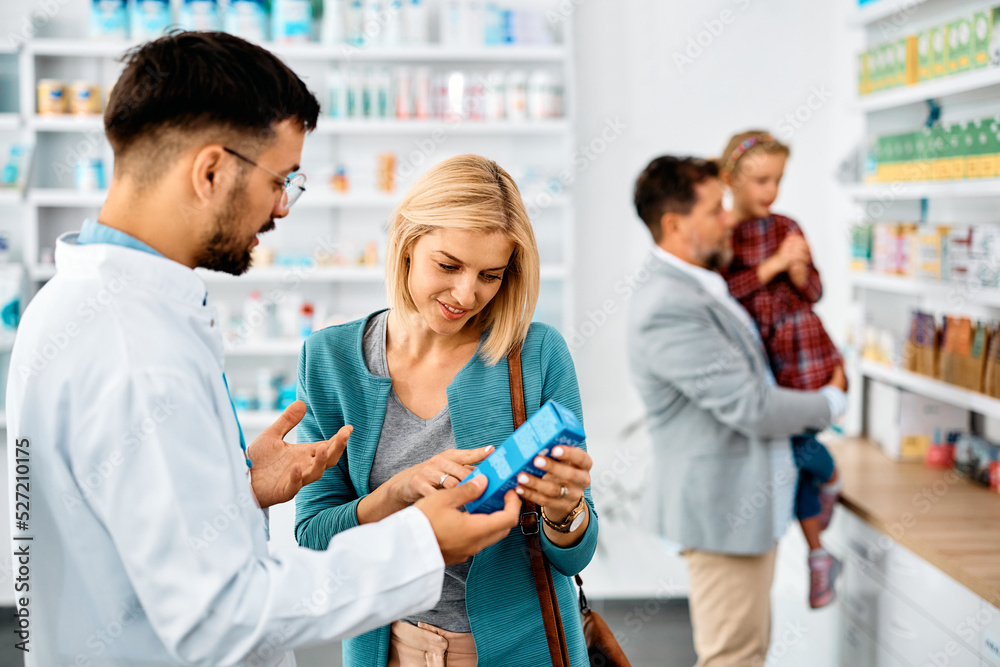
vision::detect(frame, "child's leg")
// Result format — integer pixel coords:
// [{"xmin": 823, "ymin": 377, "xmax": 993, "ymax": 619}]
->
[
  {"xmin": 791, "ymin": 434, "xmax": 836, "ymax": 484},
  {"xmin": 795, "ymin": 469, "xmax": 823, "ymax": 549}
]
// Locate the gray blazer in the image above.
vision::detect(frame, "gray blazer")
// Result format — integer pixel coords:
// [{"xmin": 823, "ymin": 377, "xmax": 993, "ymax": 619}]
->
[{"xmin": 628, "ymin": 251, "xmax": 832, "ymax": 555}]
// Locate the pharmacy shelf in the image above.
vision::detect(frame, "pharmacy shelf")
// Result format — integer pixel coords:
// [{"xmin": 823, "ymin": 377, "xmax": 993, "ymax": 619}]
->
[
  {"xmin": 198, "ymin": 265, "xmax": 384, "ymax": 283},
  {"xmin": 0, "ymin": 113, "xmax": 20, "ymax": 131},
  {"xmin": 29, "ymin": 115, "xmax": 103, "ymax": 133},
  {"xmin": 849, "ymin": 271, "xmax": 1000, "ymax": 307},
  {"xmin": 847, "ymin": 0, "xmax": 936, "ymax": 27},
  {"xmin": 856, "ymin": 66, "xmax": 1000, "ymax": 112},
  {"xmin": 843, "ymin": 179, "xmax": 1000, "ymax": 200},
  {"xmin": 857, "ymin": 359, "xmax": 1000, "ymax": 419},
  {"xmin": 199, "ymin": 264, "xmax": 568, "ymax": 284},
  {"xmin": 313, "ymin": 118, "xmax": 569, "ymax": 135},
  {"xmin": 235, "ymin": 410, "xmax": 283, "ymax": 431},
  {"xmin": 273, "ymin": 44, "xmax": 566, "ymax": 62},
  {"xmin": 29, "ymin": 189, "xmax": 106, "ymax": 207},
  {"xmin": 0, "ymin": 190, "xmax": 23, "ymax": 205},
  {"xmin": 28, "ymin": 264, "xmax": 55, "ymax": 281},
  {"xmin": 295, "ymin": 192, "xmax": 400, "ymax": 209},
  {"xmin": 25, "ymin": 38, "xmax": 566, "ymax": 62},
  {"xmin": 224, "ymin": 339, "xmax": 304, "ymax": 357}
]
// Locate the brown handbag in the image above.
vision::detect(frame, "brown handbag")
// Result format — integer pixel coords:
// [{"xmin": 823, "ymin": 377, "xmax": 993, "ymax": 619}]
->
[{"xmin": 507, "ymin": 345, "xmax": 632, "ymax": 667}]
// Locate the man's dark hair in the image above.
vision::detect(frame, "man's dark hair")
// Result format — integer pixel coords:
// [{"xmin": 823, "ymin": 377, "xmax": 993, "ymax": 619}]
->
[
  {"xmin": 105, "ymin": 31, "xmax": 320, "ymax": 184},
  {"xmin": 633, "ymin": 156, "xmax": 720, "ymax": 242}
]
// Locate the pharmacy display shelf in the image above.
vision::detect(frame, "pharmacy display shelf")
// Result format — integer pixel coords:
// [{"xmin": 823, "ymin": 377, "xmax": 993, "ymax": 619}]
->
[
  {"xmin": 224, "ymin": 339, "xmax": 304, "ymax": 357},
  {"xmin": 25, "ymin": 38, "xmax": 566, "ymax": 63},
  {"xmin": 858, "ymin": 359, "xmax": 1000, "ymax": 419},
  {"xmin": 0, "ymin": 190, "xmax": 23, "ymax": 205},
  {"xmin": 272, "ymin": 44, "xmax": 566, "ymax": 62},
  {"xmin": 313, "ymin": 118, "xmax": 569, "ymax": 135},
  {"xmin": 234, "ymin": 409, "xmax": 283, "ymax": 431},
  {"xmin": 29, "ymin": 115, "xmax": 103, "ymax": 133},
  {"xmin": 849, "ymin": 271, "xmax": 1000, "ymax": 307},
  {"xmin": 0, "ymin": 113, "xmax": 20, "ymax": 131},
  {"xmin": 298, "ymin": 190, "xmax": 568, "ymax": 209},
  {"xmin": 843, "ymin": 179, "xmax": 1000, "ymax": 200},
  {"xmin": 28, "ymin": 264, "xmax": 56, "ymax": 281},
  {"xmin": 199, "ymin": 264, "xmax": 569, "ymax": 284},
  {"xmin": 847, "ymin": 0, "xmax": 937, "ymax": 27},
  {"xmin": 198, "ymin": 265, "xmax": 384, "ymax": 283},
  {"xmin": 855, "ymin": 65, "xmax": 1000, "ymax": 113},
  {"xmin": 29, "ymin": 189, "xmax": 106, "ymax": 207}
]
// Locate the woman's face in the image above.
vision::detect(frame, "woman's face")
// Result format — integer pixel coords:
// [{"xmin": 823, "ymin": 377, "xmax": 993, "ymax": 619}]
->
[{"xmin": 406, "ymin": 228, "xmax": 514, "ymax": 336}]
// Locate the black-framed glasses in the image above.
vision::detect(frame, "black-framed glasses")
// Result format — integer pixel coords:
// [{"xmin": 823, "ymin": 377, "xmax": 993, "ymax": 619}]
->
[{"xmin": 223, "ymin": 147, "xmax": 307, "ymax": 210}]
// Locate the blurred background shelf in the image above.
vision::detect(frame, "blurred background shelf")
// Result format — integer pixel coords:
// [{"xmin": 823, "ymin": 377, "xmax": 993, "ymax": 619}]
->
[{"xmin": 857, "ymin": 359, "xmax": 1000, "ymax": 419}]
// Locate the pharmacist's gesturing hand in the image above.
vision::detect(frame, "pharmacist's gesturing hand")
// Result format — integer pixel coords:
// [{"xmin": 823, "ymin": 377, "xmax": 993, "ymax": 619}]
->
[
  {"xmin": 247, "ymin": 400, "xmax": 353, "ymax": 509},
  {"xmin": 391, "ymin": 446, "xmax": 495, "ymax": 505},
  {"xmin": 515, "ymin": 445, "xmax": 592, "ymax": 522}
]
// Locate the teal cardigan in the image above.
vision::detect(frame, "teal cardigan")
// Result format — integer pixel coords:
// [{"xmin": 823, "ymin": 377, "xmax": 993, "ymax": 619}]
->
[{"xmin": 294, "ymin": 311, "xmax": 599, "ymax": 667}]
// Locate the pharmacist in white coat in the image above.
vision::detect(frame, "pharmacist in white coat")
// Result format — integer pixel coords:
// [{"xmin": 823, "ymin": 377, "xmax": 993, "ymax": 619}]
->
[{"xmin": 6, "ymin": 32, "xmax": 518, "ymax": 667}]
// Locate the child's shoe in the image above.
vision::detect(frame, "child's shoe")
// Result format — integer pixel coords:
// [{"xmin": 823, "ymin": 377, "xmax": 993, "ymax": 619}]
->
[{"xmin": 809, "ymin": 549, "xmax": 841, "ymax": 609}]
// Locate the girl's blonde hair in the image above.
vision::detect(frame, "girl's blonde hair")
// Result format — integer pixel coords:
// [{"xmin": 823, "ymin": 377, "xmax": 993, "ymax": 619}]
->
[
  {"xmin": 718, "ymin": 130, "xmax": 790, "ymax": 180},
  {"xmin": 384, "ymin": 154, "xmax": 540, "ymax": 366}
]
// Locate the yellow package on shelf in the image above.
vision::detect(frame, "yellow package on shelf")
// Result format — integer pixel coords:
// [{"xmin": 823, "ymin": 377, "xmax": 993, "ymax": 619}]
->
[{"xmin": 905, "ymin": 34, "xmax": 919, "ymax": 86}]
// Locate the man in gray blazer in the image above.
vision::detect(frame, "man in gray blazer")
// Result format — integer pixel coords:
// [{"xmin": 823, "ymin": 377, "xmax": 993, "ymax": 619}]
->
[{"xmin": 627, "ymin": 156, "xmax": 847, "ymax": 667}]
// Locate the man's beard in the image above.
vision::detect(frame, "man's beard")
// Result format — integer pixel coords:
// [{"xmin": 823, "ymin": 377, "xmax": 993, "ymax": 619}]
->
[
  {"xmin": 705, "ymin": 246, "xmax": 733, "ymax": 272},
  {"xmin": 194, "ymin": 189, "xmax": 274, "ymax": 276}
]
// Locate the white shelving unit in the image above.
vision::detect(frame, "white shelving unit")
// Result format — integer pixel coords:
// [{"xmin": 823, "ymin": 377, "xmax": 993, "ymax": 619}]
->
[
  {"xmin": 0, "ymin": 113, "xmax": 19, "ymax": 130},
  {"xmin": 14, "ymin": 13, "xmax": 578, "ymax": 435},
  {"xmin": 849, "ymin": 271, "xmax": 1000, "ymax": 307},
  {"xmin": 843, "ymin": 179, "xmax": 1000, "ymax": 200},
  {"xmin": 846, "ymin": 0, "xmax": 1000, "ymax": 433},
  {"xmin": 854, "ymin": 65, "xmax": 1000, "ymax": 112},
  {"xmin": 858, "ymin": 359, "xmax": 1000, "ymax": 419}
]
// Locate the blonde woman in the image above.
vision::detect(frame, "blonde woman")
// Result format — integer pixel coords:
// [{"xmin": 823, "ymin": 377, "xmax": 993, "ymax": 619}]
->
[{"xmin": 294, "ymin": 154, "xmax": 598, "ymax": 666}]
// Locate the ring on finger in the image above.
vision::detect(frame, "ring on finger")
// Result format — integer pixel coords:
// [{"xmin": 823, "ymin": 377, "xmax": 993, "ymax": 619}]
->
[
  {"xmin": 438, "ymin": 473, "xmax": 449, "ymax": 487},
  {"xmin": 559, "ymin": 485, "xmax": 568, "ymax": 499}
]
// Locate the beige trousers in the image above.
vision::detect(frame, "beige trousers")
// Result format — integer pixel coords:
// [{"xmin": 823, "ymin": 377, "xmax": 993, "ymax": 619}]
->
[
  {"xmin": 386, "ymin": 620, "xmax": 477, "ymax": 667},
  {"xmin": 682, "ymin": 547, "xmax": 778, "ymax": 667}
]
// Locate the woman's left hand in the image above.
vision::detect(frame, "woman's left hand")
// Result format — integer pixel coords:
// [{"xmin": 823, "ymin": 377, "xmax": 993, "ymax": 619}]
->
[{"xmin": 515, "ymin": 445, "xmax": 592, "ymax": 522}]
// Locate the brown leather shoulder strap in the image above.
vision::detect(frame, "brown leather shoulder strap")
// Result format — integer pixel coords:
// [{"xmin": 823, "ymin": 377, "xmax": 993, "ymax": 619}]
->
[{"xmin": 509, "ymin": 344, "xmax": 570, "ymax": 667}]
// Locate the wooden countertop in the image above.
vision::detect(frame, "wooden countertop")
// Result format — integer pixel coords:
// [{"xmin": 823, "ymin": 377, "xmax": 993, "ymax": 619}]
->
[{"xmin": 828, "ymin": 437, "xmax": 1000, "ymax": 608}]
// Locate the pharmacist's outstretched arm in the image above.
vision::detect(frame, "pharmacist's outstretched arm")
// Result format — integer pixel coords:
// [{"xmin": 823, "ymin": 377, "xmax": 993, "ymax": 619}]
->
[
  {"xmin": 248, "ymin": 400, "xmax": 353, "ymax": 509},
  {"xmin": 415, "ymin": 477, "xmax": 521, "ymax": 565}
]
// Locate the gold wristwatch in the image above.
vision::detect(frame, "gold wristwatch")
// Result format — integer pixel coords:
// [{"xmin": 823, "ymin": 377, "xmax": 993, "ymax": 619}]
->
[{"xmin": 541, "ymin": 498, "xmax": 587, "ymax": 533}]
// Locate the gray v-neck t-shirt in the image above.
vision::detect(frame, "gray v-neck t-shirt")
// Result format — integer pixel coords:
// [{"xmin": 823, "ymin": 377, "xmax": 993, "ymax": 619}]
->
[{"xmin": 363, "ymin": 310, "xmax": 472, "ymax": 633}]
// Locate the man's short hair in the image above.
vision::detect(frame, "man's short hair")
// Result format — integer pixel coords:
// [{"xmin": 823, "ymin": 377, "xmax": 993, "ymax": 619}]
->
[
  {"xmin": 104, "ymin": 31, "xmax": 320, "ymax": 185},
  {"xmin": 633, "ymin": 156, "xmax": 720, "ymax": 242}
]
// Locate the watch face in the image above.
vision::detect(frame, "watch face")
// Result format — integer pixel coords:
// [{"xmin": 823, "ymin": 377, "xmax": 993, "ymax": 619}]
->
[{"xmin": 570, "ymin": 511, "xmax": 585, "ymax": 533}]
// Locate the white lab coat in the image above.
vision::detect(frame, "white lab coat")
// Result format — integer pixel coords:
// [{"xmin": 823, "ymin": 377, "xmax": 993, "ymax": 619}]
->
[{"xmin": 6, "ymin": 233, "xmax": 445, "ymax": 666}]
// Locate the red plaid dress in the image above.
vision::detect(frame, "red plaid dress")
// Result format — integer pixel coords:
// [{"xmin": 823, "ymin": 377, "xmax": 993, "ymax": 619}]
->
[{"xmin": 722, "ymin": 213, "xmax": 842, "ymax": 391}]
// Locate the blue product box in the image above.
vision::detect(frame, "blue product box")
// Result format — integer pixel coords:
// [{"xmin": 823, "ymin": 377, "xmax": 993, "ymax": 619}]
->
[
  {"xmin": 226, "ymin": 0, "xmax": 270, "ymax": 42},
  {"xmin": 180, "ymin": 0, "xmax": 222, "ymax": 31},
  {"xmin": 91, "ymin": 0, "xmax": 130, "ymax": 40},
  {"xmin": 131, "ymin": 0, "xmax": 172, "ymax": 40},
  {"xmin": 460, "ymin": 400, "xmax": 584, "ymax": 514}
]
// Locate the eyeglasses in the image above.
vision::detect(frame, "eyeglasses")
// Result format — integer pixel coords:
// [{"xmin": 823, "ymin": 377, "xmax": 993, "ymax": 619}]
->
[{"xmin": 223, "ymin": 147, "xmax": 307, "ymax": 210}]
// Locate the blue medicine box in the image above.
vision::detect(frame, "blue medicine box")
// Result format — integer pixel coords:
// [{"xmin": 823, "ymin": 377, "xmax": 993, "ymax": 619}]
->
[{"xmin": 461, "ymin": 400, "xmax": 585, "ymax": 514}]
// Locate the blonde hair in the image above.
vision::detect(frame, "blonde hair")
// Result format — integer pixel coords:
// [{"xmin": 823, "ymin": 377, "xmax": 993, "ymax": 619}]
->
[
  {"xmin": 718, "ymin": 130, "xmax": 790, "ymax": 180},
  {"xmin": 385, "ymin": 154, "xmax": 540, "ymax": 366}
]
